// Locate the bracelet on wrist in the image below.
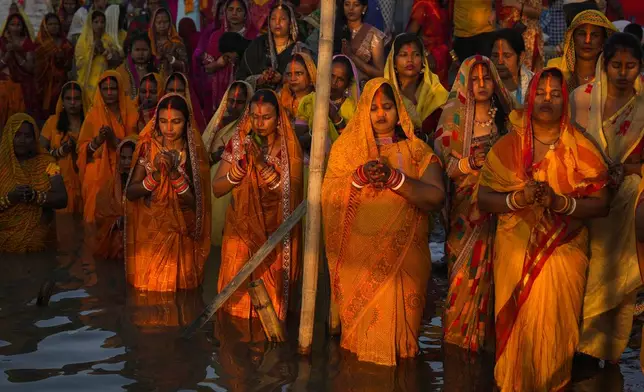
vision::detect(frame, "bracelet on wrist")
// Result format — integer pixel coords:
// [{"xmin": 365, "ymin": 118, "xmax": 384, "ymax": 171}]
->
[
  {"xmin": 142, "ymin": 173, "xmax": 159, "ymax": 192},
  {"xmin": 0, "ymin": 194, "xmax": 12, "ymax": 210},
  {"xmin": 351, "ymin": 165, "xmax": 369, "ymax": 189}
]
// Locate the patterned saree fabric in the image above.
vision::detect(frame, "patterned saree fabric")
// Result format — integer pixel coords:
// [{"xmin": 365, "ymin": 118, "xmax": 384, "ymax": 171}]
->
[
  {"xmin": 125, "ymin": 94, "xmax": 212, "ymax": 292},
  {"xmin": 383, "ymin": 35, "xmax": 449, "ymax": 131},
  {"xmin": 435, "ymin": 55, "xmax": 514, "ymax": 353},
  {"xmin": 322, "ymin": 78, "xmax": 439, "ymax": 366},
  {"xmin": 202, "ymin": 81, "xmax": 253, "ymax": 246},
  {"xmin": 546, "ymin": 10, "xmax": 617, "ymax": 90},
  {"xmin": 41, "ymin": 81, "xmax": 85, "ymax": 215},
  {"xmin": 571, "ymin": 54, "xmax": 644, "ymax": 361},
  {"xmin": 218, "ymin": 89, "xmax": 303, "ymax": 321},
  {"xmin": 480, "ymin": 69, "xmax": 607, "ymax": 391},
  {"xmin": 77, "ymin": 70, "xmax": 138, "ymax": 223},
  {"xmin": 0, "ymin": 114, "xmax": 58, "ymax": 253}
]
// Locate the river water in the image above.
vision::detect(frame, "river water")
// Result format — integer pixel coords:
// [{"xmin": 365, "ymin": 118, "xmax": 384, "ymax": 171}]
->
[{"xmin": 1, "ymin": 220, "xmax": 643, "ymax": 391}]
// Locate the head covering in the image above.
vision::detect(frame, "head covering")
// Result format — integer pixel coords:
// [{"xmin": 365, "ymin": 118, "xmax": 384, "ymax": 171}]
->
[
  {"xmin": 163, "ymin": 72, "xmax": 207, "ymax": 132},
  {"xmin": 0, "ymin": 113, "xmax": 56, "ymax": 253},
  {"xmin": 125, "ymin": 93, "xmax": 212, "ymax": 291},
  {"xmin": 105, "ymin": 4, "xmax": 123, "ymax": 52},
  {"xmin": 1, "ymin": 9, "xmax": 35, "ymax": 41},
  {"xmin": 55, "ymin": 81, "xmax": 87, "ymax": 117},
  {"xmin": 558, "ymin": 10, "xmax": 617, "ymax": 88},
  {"xmin": 435, "ymin": 55, "xmax": 514, "ymax": 161},
  {"xmin": 148, "ymin": 7, "xmax": 183, "ymax": 57},
  {"xmin": 267, "ymin": 2, "xmax": 299, "ymax": 70},
  {"xmin": 280, "ymin": 51, "xmax": 317, "ymax": 118},
  {"xmin": 138, "ymin": 72, "xmax": 164, "ymax": 106},
  {"xmin": 332, "ymin": 54, "xmax": 361, "ymax": 102},
  {"xmin": 203, "ymin": 80, "xmax": 254, "ymax": 152},
  {"xmin": 36, "ymin": 13, "xmax": 73, "ymax": 111},
  {"xmin": 384, "ymin": 34, "xmax": 449, "ymax": 128}
]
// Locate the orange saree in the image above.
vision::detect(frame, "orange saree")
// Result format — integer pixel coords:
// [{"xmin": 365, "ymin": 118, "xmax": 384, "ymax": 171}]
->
[
  {"xmin": 77, "ymin": 70, "xmax": 138, "ymax": 223},
  {"xmin": 480, "ymin": 71, "xmax": 608, "ymax": 391},
  {"xmin": 40, "ymin": 81, "xmax": 84, "ymax": 215},
  {"xmin": 217, "ymin": 90, "xmax": 303, "ymax": 321},
  {"xmin": 95, "ymin": 136, "xmax": 138, "ymax": 260},
  {"xmin": 35, "ymin": 15, "xmax": 74, "ymax": 116},
  {"xmin": 125, "ymin": 94, "xmax": 211, "ymax": 292},
  {"xmin": 322, "ymin": 78, "xmax": 439, "ymax": 366}
]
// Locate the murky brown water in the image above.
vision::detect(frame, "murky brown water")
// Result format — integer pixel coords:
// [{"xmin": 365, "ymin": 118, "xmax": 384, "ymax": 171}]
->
[{"xmin": 0, "ymin": 219, "xmax": 643, "ymax": 391}]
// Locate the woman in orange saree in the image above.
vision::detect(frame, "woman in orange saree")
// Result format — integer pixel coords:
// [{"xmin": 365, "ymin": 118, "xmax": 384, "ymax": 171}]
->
[
  {"xmin": 125, "ymin": 94, "xmax": 211, "ymax": 292},
  {"xmin": 164, "ymin": 72, "xmax": 207, "ymax": 133},
  {"xmin": 148, "ymin": 8, "xmax": 188, "ymax": 78},
  {"xmin": 0, "ymin": 113, "xmax": 68, "ymax": 253},
  {"xmin": 477, "ymin": 68, "xmax": 609, "ymax": 391},
  {"xmin": 95, "ymin": 136, "xmax": 138, "ymax": 260},
  {"xmin": 41, "ymin": 81, "xmax": 85, "ymax": 216},
  {"xmin": 436, "ymin": 55, "xmax": 514, "ymax": 353},
  {"xmin": 570, "ymin": 33, "xmax": 644, "ymax": 363},
  {"xmin": 322, "ymin": 78, "xmax": 445, "ymax": 366},
  {"xmin": 77, "ymin": 71, "xmax": 138, "ymax": 224},
  {"xmin": 212, "ymin": 89, "xmax": 303, "ymax": 321},
  {"xmin": 36, "ymin": 13, "xmax": 74, "ymax": 117}
]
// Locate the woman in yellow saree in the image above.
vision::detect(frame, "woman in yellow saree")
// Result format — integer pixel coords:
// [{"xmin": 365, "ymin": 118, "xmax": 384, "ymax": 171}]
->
[
  {"xmin": 0, "ymin": 113, "xmax": 68, "ymax": 253},
  {"xmin": 212, "ymin": 89, "xmax": 303, "ymax": 321},
  {"xmin": 75, "ymin": 10, "xmax": 122, "ymax": 109},
  {"xmin": 322, "ymin": 78, "xmax": 445, "ymax": 366},
  {"xmin": 477, "ymin": 68, "xmax": 609, "ymax": 391},
  {"xmin": 77, "ymin": 71, "xmax": 138, "ymax": 224},
  {"xmin": 125, "ymin": 94, "xmax": 211, "ymax": 292},
  {"xmin": 436, "ymin": 55, "xmax": 514, "ymax": 353},
  {"xmin": 546, "ymin": 10, "xmax": 616, "ymax": 91},
  {"xmin": 203, "ymin": 80, "xmax": 253, "ymax": 246},
  {"xmin": 570, "ymin": 33, "xmax": 644, "ymax": 363},
  {"xmin": 41, "ymin": 81, "xmax": 85, "ymax": 216},
  {"xmin": 384, "ymin": 33, "xmax": 448, "ymax": 139}
]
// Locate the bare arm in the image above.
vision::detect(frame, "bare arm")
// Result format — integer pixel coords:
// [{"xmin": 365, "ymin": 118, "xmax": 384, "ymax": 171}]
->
[
  {"xmin": 212, "ymin": 158, "xmax": 237, "ymax": 198},
  {"xmin": 126, "ymin": 164, "xmax": 152, "ymax": 201},
  {"xmin": 43, "ymin": 175, "xmax": 68, "ymax": 209},
  {"xmin": 350, "ymin": 39, "xmax": 385, "ymax": 79},
  {"xmin": 393, "ymin": 161, "xmax": 445, "ymax": 213}
]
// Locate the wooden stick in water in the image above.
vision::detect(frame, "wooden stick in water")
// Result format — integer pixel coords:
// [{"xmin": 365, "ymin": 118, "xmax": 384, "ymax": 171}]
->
[
  {"xmin": 181, "ymin": 201, "xmax": 307, "ymax": 339},
  {"xmin": 248, "ymin": 279, "xmax": 286, "ymax": 342}
]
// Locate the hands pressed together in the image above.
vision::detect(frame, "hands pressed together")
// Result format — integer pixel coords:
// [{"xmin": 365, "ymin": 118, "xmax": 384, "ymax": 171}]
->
[{"xmin": 353, "ymin": 159, "xmax": 405, "ymax": 190}]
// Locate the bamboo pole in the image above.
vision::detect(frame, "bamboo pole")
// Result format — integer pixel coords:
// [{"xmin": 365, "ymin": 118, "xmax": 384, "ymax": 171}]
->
[
  {"xmin": 248, "ymin": 279, "xmax": 286, "ymax": 342},
  {"xmin": 181, "ymin": 201, "xmax": 307, "ymax": 339},
  {"xmin": 297, "ymin": 0, "xmax": 336, "ymax": 355}
]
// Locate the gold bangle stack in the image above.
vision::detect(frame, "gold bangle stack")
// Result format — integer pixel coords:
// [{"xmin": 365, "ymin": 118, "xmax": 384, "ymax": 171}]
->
[
  {"xmin": 458, "ymin": 158, "xmax": 472, "ymax": 174},
  {"xmin": 260, "ymin": 165, "xmax": 281, "ymax": 190},
  {"xmin": 0, "ymin": 194, "xmax": 12, "ymax": 211},
  {"xmin": 227, "ymin": 162, "xmax": 246, "ymax": 185},
  {"xmin": 553, "ymin": 195, "xmax": 577, "ymax": 215},
  {"xmin": 506, "ymin": 190, "xmax": 522, "ymax": 211}
]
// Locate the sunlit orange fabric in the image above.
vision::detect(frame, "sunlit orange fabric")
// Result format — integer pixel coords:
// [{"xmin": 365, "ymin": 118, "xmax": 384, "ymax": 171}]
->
[
  {"xmin": 95, "ymin": 136, "xmax": 138, "ymax": 260},
  {"xmin": 0, "ymin": 114, "xmax": 55, "ymax": 253},
  {"xmin": 480, "ymin": 70, "xmax": 607, "ymax": 390},
  {"xmin": 322, "ymin": 78, "xmax": 439, "ymax": 366},
  {"xmin": 40, "ymin": 82, "xmax": 84, "ymax": 215},
  {"xmin": 218, "ymin": 89, "xmax": 303, "ymax": 321},
  {"xmin": 279, "ymin": 52, "xmax": 316, "ymax": 120},
  {"xmin": 125, "ymin": 94, "xmax": 211, "ymax": 292},
  {"xmin": 77, "ymin": 70, "xmax": 138, "ymax": 223},
  {"xmin": 35, "ymin": 15, "xmax": 73, "ymax": 114}
]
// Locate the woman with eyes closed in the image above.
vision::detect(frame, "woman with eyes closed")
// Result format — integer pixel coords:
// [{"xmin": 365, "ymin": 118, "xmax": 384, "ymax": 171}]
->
[
  {"xmin": 570, "ymin": 32, "xmax": 644, "ymax": 365},
  {"xmin": 213, "ymin": 89, "xmax": 303, "ymax": 322},
  {"xmin": 384, "ymin": 33, "xmax": 448, "ymax": 142},
  {"xmin": 322, "ymin": 78, "xmax": 445, "ymax": 366},
  {"xmin": 125, "ymin": 94, "xmax": 211, "ymax": 292}
]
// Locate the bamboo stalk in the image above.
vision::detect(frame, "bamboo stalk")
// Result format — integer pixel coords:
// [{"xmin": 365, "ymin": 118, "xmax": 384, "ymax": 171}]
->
[
  {"xmin": 248, "ymin": 279, "xmax": 286, "ymax": 342},
  {"xmin": 181, "ymin": 201, "xmax": 307, "ymax": 339},
  {"xmin": 297, "ymin": 0, "xmax": 336, "ymax": 355}
]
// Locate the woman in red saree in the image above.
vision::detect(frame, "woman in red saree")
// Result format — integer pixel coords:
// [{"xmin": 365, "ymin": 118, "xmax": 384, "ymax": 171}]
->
[
  {"xmin": 406, "ymin": 0, "xmax": 450, "ymax": 88},
  {"xmin": 322, "ymin": 78, "xmax": 445, "ymax": 366},
  {"xmin": 477, "ymin": 68, "xmax": 609, "ymax": 390},
  {"xmin": 125, "ymin": 94, "xmax": 211, "ymax": 292},
  {"xmin": 0, "ymin": 12, "xmax": 36, "ymax": 127},
  {"xmin": 36, "ymin": 13, "xmax": 74, "ymax": 117},
  {"xmin": 192, "ymin": 0, "xmax": 258, "ymax": 120},
  {"xmin": 212, "ymin": 89, "xmax": 303, "ymax": 321}
]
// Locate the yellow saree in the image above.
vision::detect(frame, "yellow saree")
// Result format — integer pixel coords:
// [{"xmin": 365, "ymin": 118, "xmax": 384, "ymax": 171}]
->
[
  {"xmin": 436, "ymin": 56, "xmax": 514, "ymax": 353},
  {"xmin": 322, "ymin": 78, "xmax": 439, "ymax": 366},
  {"xmin": 383, "ymin": 35, "xmax": 448, "ymax": 130},
  {"xmin": 570, "ymin": 54, "xmax": 644, "ymax": 362},
  {"xmin": 0, "ymin": 114, "xmax": 60, "ymax": 253},
  {"xmin": 202, "ymin": 81, "xmax": 254, "ymax": 246},
  {"xmin": 481, "ymin": 70, "xmax": 608, "ymax": 391},
  {"xmin": 546, "ymin": 10, "xmax": 616, "ymax": 91}
]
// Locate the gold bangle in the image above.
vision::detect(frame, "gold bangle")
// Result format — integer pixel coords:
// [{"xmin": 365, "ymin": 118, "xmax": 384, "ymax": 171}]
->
[
  {"xmin": 553, "ymin": 195, "xmax": 570, "ymax": 214},
  {"xmin": 510, "ymin": 190, "xmax": 522, "ymax": 210}
]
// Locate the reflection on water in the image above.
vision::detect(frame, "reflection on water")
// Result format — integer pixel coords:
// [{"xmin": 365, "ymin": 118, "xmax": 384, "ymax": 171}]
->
[{"xmin": 0, "ymin": 220, "xmax": 643, "ymax": 391}]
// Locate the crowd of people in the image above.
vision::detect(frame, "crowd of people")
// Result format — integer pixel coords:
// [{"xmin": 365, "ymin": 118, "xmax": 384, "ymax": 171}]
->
[{"xmin": 1, "ymin": 0, "xmax": 644, "ymax": 390}]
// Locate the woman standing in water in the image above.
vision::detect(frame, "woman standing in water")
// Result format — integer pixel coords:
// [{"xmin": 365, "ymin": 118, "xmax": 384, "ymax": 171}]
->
[
  {"xmin": 322, "ymin": 78, "xmax": 445, "ymax": 366},
  {"xmin": 126, "ymin": 94, "xmax": 211, "ymax": 292}
]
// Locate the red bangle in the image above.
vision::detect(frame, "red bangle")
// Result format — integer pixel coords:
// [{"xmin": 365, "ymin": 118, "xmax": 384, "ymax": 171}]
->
[{"xmin": 142, "ymin": 174, "xmax": 159, "ymax": 192}]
